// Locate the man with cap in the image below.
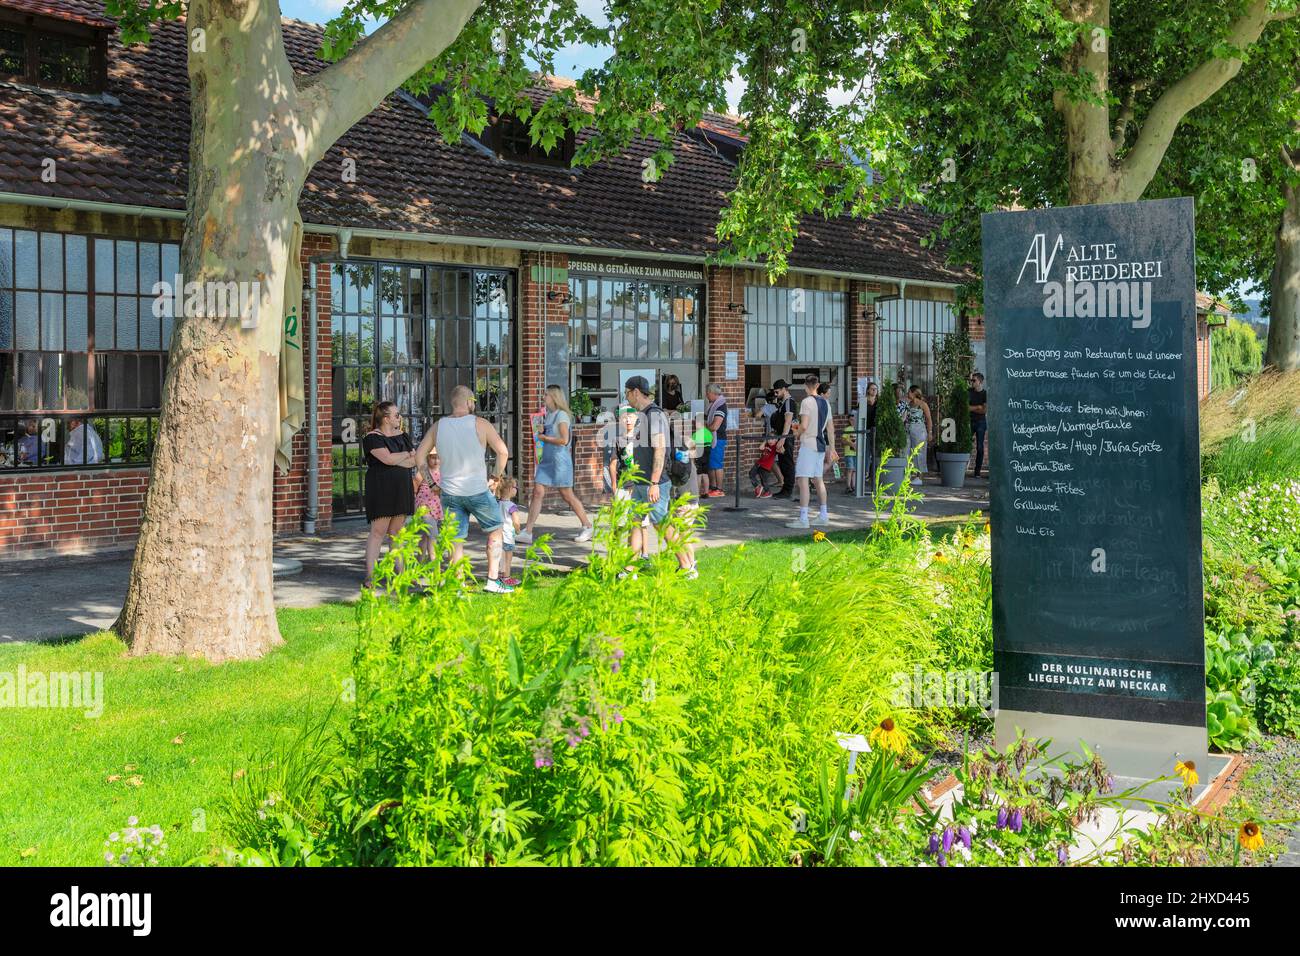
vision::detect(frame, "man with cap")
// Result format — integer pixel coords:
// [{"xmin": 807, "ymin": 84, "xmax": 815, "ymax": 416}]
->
[{"xmin": 769, "ymin": 379, "xmax": 797, "ymax": 498}]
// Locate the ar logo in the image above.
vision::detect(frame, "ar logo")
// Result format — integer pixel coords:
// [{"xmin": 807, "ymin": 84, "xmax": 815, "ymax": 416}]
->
[{"xmin": 1016, "ymin": 232, "xmax": 1064, "ymax": 285}]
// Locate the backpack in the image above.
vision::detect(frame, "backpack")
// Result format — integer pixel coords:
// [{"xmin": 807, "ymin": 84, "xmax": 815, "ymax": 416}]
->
[{"xmin": 658, "ymin": 405, "xmax": 692, "ymax": 485}]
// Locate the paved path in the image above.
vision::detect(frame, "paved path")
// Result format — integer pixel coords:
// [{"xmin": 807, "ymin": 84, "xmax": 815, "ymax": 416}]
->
[{"xmin": 0, "ymin": 475, "xmax": 988, "ymax": 644}]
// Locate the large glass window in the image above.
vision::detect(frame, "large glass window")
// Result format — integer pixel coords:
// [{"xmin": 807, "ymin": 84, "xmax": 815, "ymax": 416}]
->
[
  {"xmin": 875, "ymin": 297, "xmax": 957, "ymax": 396},
  {"xmin": 0, "ymin": 229, "xmax": 173, "ymax": 470},
  {"xmin": 744, "ymin": 286, "xmax": 846, "ymax": 364},
  {"xmin": 568, "ymin": 277, "xmax": 700, "ymax": 363},
  {"xmin": 330, "ymin": 261, "xmax": 514, "ymax": 518}
]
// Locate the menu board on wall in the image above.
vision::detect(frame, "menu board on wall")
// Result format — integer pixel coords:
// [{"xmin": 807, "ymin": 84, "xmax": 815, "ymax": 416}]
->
[
  {"xmin": 545, "ymin": 323, "xmax": 569, "ymax": 395},
  {"xmin": 981, "ymin": 197, "xmax": 1205, "ymax": 731}
]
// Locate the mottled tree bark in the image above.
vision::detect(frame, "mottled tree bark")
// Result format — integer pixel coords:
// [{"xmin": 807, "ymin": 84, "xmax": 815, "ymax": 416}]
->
[
  {"xmin": 1268, "ymin": 175, "xmax": 1300, "ymax": 371},
  {"xmin": 117, "ymin": 0, "xmax": 481, "ymax": 660},
  {"xmin": 1055, "ymin": 0, "xmax": 1289, "ymax": 205}
]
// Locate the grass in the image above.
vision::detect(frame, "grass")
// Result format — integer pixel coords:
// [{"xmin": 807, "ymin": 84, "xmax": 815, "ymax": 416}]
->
[
  {"xmin": 1202, "ymin": 415, "xmax": 1300, "ymax": 490},
  {"xmin": 1200, "ymin": 367, "xmax": 1300, "ymax": 454},
  {"xmin": 0, "ymin": 517, "xmax": 977, "ymax": 867}
]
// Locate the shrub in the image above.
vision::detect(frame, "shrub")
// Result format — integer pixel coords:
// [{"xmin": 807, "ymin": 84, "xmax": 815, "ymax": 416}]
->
[
  {"xmin": 1210, "ymin": 318, "xmax": 1263, "ymax": 392},
  {"xmin": 938, "ymin": 380, "xmax": 973, "ymax": 455},
  {"xmin": 874, "ymin": 395, "xmax": 908, "ymax": 462},
  {"xmin": 1259, "ymin": 645, "xmax": 1300, "ymax": 737},
  {"xmin": 235, "ymin": 486, "xmax": 951, "ymax": 867}
]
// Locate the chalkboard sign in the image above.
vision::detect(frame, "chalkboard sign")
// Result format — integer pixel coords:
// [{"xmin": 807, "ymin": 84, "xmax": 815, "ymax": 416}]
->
[
  {"xmin": 981, "ymin": 198, "xmax": 1205, "ymax": 733},
  {"xmin": 544, "ymin": 323, "xmax": 569, "ymax": 394}
]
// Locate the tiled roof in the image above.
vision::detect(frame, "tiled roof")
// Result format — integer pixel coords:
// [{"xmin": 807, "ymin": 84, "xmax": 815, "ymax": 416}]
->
[
  {"xmin": 0, "ymin": 3, "xmax": 968, "ymax": 285},
  {"xmin": 0, "ymin": 0, "xmax": 113, "ymax": 28}
]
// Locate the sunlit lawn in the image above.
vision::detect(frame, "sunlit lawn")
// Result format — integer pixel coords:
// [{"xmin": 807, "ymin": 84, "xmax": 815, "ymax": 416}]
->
[{"xmin": 0, "ymin": 517, "xmax": 974, "ymax": 866}]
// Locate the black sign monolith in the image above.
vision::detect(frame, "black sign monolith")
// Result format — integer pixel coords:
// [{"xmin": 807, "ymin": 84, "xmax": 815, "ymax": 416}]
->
[{"xmin": 981, "ymin": 197, "xmax": 1207, "ymax": 777}]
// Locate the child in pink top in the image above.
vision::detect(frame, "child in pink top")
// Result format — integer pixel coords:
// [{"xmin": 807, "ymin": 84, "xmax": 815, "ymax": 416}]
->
[{"xmin": 414, "ymin": 451, "xmax": 442, "ymax": 563}]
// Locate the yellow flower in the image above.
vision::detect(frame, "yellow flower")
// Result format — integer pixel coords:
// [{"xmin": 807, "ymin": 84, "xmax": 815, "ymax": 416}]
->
[
  {"xmin": 812, "ymin": 531, "xmax": 827, "ymax": 542},
  {"xmin": 1174, "ymin": 760, "xmax": 1199, "ymax": 787},
  {"xmin": 868, "ymin": 717, "xmax": 908, "ymax": 754},
  {"xmin": 983, "ymin": 522, "xmax": 991, "ymax": 534},
  {"xmin": 1238, "ymin": 822, "xmax": 1264, "ymax": 851},
  {"xmin": 932, "ymin": 552, "xmax": 948, "ymax": 563}
]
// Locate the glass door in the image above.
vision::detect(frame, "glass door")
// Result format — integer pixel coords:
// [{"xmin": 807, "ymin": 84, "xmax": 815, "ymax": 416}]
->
[{"xmin": 330, "ymin": 261, "xmax": 514, "ymax": 518}]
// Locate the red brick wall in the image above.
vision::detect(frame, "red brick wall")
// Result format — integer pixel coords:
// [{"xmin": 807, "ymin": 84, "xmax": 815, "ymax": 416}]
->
[
  {"xmin": 0, "ymin": 469, "xmax": 148, "ymax": 558},
  {"xmin": 1196, "ymin": 315, "xmax": 1211, "ymax": 400},
  {"xmin": 1, "ymin": 233, "xmax": 337, "ymax": 560},
  {"xmin": 272, "ymin": 232, "xmax": 336, "ymax": 533}
]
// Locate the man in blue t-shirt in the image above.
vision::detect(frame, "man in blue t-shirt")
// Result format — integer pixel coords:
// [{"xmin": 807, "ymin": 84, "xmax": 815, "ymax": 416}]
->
[{"xmin": 700, "ymin": 383, "xmax": 728, "ymax": 499}]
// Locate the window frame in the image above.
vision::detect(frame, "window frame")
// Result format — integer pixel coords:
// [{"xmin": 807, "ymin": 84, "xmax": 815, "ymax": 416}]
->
[
  {"xmin": 0, "ymin": 11, "xmax": 108, "ymax": 94},
  {"xmin": 0, "ymin": 227, "xmax": 177, "ymax": 472}
]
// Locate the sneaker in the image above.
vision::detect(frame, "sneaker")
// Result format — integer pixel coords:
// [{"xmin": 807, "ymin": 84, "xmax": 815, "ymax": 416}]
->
[
  {"xmin": 772, "ymin": 491, "xmax": 792, "ymax": 500},
  {"xmin": 617, "ymin": 565, "xmax": 639, "ymax": 581},
  {"xmin": 515, "ymin": 529, "xmax": 533, "ymax": 544},
  {"xmin": 483, "ymin": 578, "xmax": 514, "ymax": 594},
  {"xmin": 786, "ymin": 517, "xmax": 810, "ymax": 530},
  {"xmin": 811, "ymin": 515, "xmax": 831, "ymax": 527},
  {"xmin": 756, "ymin": 488, "xmax": 772, "ymax": 499},
  {"xmin": 752, "ymin": 486, "xmax": 763, "ymax": 498},
  {"xmin": 501, "ymin": 576, "xmax": 522, "ymax": 587},
  {"xmin": 681, "ymin": 565, "xmax": 700, "ymax": 581},
  {"xmin": 574, "ymin": 525, "xmax": 594, "ymax": 543},
  {"xmin": 706, "ymin": 489, "xmax": 726, "ymax": 498},
  {"xmin": 910, "ymin": 478, "xmax": 923, "ymax": 486}
]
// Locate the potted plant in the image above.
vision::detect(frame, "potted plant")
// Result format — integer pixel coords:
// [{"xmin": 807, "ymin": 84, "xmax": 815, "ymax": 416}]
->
[
  {"xmin": 873, "ymin": 395, "xmax": 909, "ymax": 494},
  {"xmin": 571, "ymin": 389, "xmax": 594, "ymax": 423},
  {"xmin": 936, "ymin": 380, "xmax": 972, "ymax": 488},
  {"xmin": 932, "ymin": 329, "xmax": 974, "ymax": 487}
]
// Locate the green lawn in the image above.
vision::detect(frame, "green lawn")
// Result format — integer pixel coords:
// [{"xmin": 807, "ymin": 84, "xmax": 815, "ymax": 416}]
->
[{"xmin": 0, "ymin": 517, "xmax": 975, "ymax": 866}]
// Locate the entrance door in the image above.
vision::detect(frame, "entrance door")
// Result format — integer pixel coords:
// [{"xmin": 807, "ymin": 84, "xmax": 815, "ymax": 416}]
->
[{"xmin": 329, "ymin": 260, "xmax": 514, "ymax": 518}]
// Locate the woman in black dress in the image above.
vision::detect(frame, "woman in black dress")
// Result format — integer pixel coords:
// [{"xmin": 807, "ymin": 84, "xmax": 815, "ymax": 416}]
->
[{"xmin": 363, "ymin": 401, "xmax": 418, "ymax": 585}]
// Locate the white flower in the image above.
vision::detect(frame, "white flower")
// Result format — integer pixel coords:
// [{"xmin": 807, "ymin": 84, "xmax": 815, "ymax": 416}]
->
[
  {"xmin": 127, "ymin": 816, "xmax": 138, "ymax": 826},
  {"xmin": 109, "ymin": 832, "xmax": 119, "ymax": 842},
  {"xmin": 104, "ymin": 851, "xmax": 114, "ymax": 862},
  {"xmin": 849, "ymin": 830, "xmax": 862, "ymax": 842}
]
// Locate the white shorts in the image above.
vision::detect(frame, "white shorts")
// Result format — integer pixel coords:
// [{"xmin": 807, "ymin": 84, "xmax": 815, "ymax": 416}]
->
[{"xmin": 795, "ymin": 447, "xmax": 826, "ymax": 479}]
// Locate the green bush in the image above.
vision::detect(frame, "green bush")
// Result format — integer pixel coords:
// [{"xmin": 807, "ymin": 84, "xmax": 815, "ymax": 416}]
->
[
  {"xmin": 938, "ymin": 380, "xmax": 973, "ymax": 454},
  {"xmin": 874, "ymin": 395, "xmax": 908, "ymax": 461},
  {"xmin": 1259, "ymin": 645, "xmax": 1300, "ymax": 737},
  {"xmin": 1210, "ymin": 318, "xmax": 1263, "ymax": 392},
  {"xmin": 228, "ymin": 483, "xmax": 951, "ymax": 867}
]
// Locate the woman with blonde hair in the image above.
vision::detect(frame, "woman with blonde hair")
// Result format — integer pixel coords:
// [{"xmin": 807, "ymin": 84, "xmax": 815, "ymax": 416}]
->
[{"xmin": 518, "ymin": 384, "xmax": 594, "ymax": 544}]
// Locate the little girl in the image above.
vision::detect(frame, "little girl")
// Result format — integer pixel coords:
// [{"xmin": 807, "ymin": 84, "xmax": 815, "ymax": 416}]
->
[
  {"xmin": 414, "ymin": 451, "xmax": 442, "ymax": 563},
  {"xmin": 490, "ymin": 474, "xmax": 526, "ymax": 588}
]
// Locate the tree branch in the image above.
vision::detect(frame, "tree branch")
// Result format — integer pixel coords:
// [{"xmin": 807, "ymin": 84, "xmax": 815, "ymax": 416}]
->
[
  {"xmin": 1111, "ymin": 78, "xmax": 1151, "ymax": 151},
  {"xmin": 297, "ymin": 0, "xmax": 484, "ymax": 167},
  {"xmin": 1117, "ymin": 0, "xmax": 1294, "ymax": 201}
]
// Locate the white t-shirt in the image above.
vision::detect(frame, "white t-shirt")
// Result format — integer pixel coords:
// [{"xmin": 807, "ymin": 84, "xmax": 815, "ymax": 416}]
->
[{"xmin": 799, "ymin": 395, "xmax": 822, "ymax": 451}]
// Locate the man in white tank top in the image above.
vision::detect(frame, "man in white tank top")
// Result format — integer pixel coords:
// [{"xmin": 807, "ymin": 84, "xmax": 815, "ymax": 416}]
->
[{"xmin": 415, "ymin": 385, "xmax": 513, "ymax": 593}]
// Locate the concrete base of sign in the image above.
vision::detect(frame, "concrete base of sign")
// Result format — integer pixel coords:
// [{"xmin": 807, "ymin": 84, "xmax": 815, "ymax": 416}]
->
[{"xmin": 995, "ymin": 710, "xmax": 1211, "ymax": 781}]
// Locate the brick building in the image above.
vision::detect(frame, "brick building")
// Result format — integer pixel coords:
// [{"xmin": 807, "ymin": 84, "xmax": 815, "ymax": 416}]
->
[{"xmin": 0, "ymin": 2, "xmax": 1212, "ymax": 559}]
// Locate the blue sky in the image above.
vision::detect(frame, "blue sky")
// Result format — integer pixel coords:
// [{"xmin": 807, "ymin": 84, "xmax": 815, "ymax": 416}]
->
[{"xmin": 279, "ymin": 0, "xmax": 615, "ymax": 83}]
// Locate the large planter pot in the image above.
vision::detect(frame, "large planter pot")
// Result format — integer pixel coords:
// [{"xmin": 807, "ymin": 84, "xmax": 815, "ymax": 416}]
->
[
  {"xmin": 876, "ymin": 456, "xmax": 909, "ymax": 495},
  {"xmin": 937, "ymin": 451, "xmax": 971, "ymax": 488}
]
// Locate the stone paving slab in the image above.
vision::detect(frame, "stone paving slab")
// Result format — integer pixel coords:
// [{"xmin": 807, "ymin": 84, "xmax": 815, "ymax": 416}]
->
[{"xmin": 0, "ymin": 475, "xmax": 988, "ymax": 644}]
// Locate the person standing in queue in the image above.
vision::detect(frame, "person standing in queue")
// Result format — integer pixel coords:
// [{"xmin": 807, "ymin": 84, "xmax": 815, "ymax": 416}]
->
[
  {"xmin": 700, "ymin": 383, "xmax": 728, "ymax": 499},
  {"xmin": 786, "ymin": 373, "xmax": 837, "ymax": 529},
  {"xmin": 362, "ymin": 400, "xmax": 419, "ymax": 586},
  {"xmin": 968, "ymin": 371, "xmax": 988, "ymax": 478},
  {"xmin": 770, "ymin": 379, "xmax": 797, "ymax": 499},
  {"xmin": 621, "ymin": 375, "xmax": 697, "ymax": 579},
  {"xmin": 414, "ymin": 385, "xmax": 514, "ymax": 593}
]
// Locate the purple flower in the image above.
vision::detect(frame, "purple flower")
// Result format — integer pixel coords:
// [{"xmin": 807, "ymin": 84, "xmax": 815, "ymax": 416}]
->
[
  {"xmin": 611, "ymin": 661, "xmax": 621, "ymax": 673},
  {"xmin": 1057, "ymin": 844, "xmax": 1069, "ymax": 866},
  {"xmin": 927, "ymin": 833, "xmax": 940, "ymax": 855},
  {"xmin": 1009, "ymin": 809, "xmax": 1023, "ymax": 833},
  {"xmin": 936, "ymin": 851, "xmax": 948, "ymax": 867},
  {"xmin": 996, "ymin": 807, "xmax": 1009, "ymax": 830},
  {"xmin": 941, "ymin": 827, "xmax": 954, "ymax": 854},
  {"xmin": 1103, "ymin": 774, "xmax": 1115, "ymax": 794},
  {"xmin": 612, "ymin": 649, "xmax": 625, "ymax": 660},
  {"xmin": 957, "ymin": 826, "xmax": 972, "ymax": 850}
]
